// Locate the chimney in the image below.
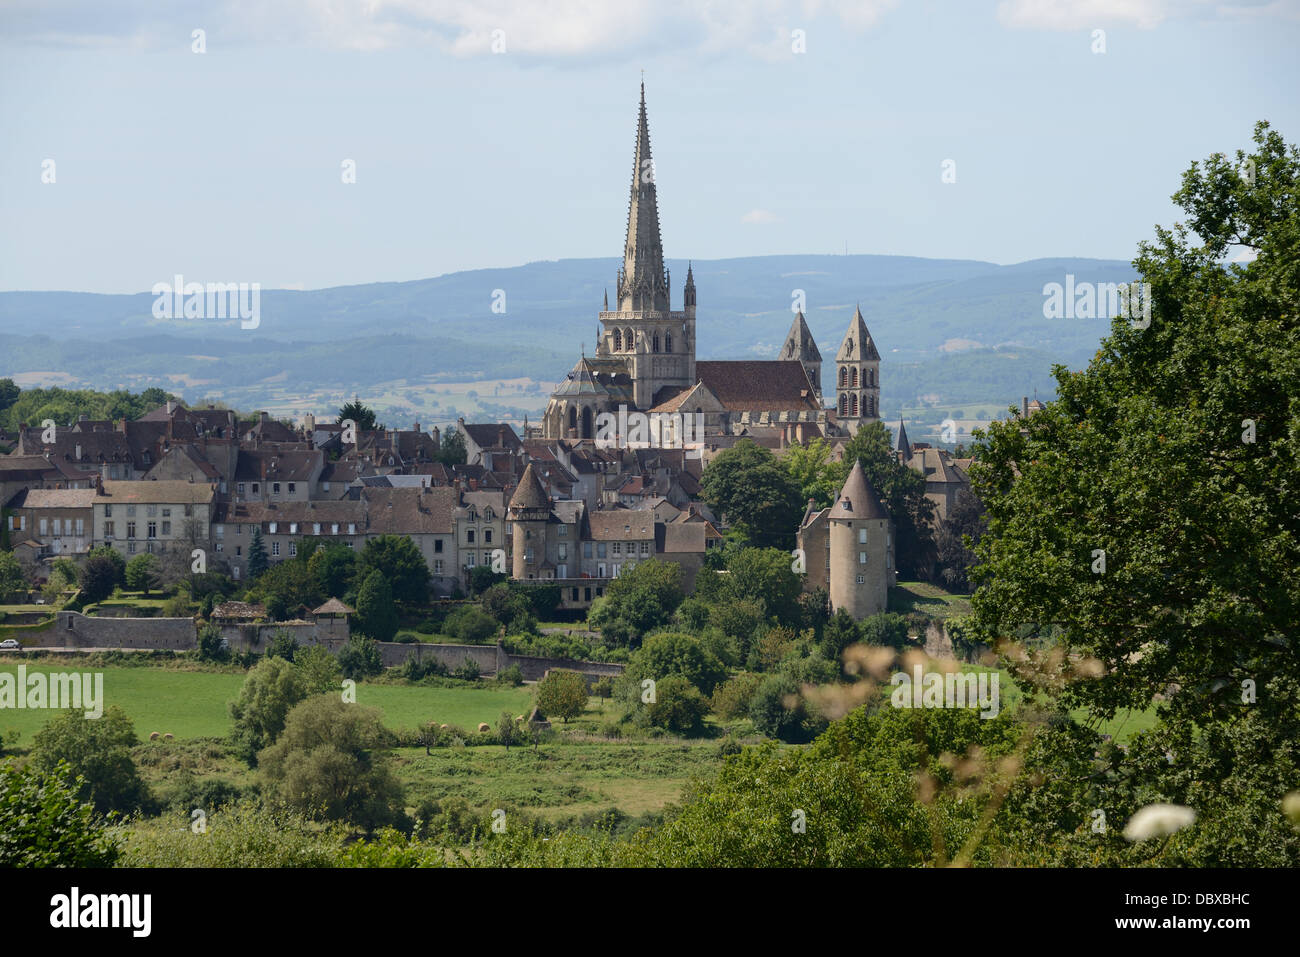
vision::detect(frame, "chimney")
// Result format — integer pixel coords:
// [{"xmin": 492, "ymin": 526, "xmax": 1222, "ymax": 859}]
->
[
  {"xmin": 1021, "ymin": 396, "xmax": 1029, "ymax": 419},
  {"xmin": 260, "ymin": 411, "xmax": 269, "ymax": 424},
  {"xmin": 498, "ymin": 426, "xmax": 505, "ymax": 448}
]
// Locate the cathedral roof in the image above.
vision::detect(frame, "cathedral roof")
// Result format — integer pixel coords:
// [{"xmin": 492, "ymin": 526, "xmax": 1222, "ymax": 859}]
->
[
  {"xmin": 696, "ymin": 361, "xmax": 820, "ymax": 412},
  {"xmin": 829, "ymin": 459, "xmax": 890, "ymax": 520},
  {"xmin": 781, "ymin": 311, "xmax": 822, "ymax": 363},
  {"xmin": 552, "ymin": 357, "xmax": 615, "ymax": 397},
  {"xmin": 835, "ymin": 304, "xmax": 881, "ymax": 362},
  {"xmin": 617, "ymin": 83, "xmax": 670, "ymax": 313}
]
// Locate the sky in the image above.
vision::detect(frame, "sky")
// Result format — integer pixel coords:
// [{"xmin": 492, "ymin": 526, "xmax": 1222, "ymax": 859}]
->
[{"xmin": 1, "ymin": 0, "xmax": 1297, "ymax": 293}]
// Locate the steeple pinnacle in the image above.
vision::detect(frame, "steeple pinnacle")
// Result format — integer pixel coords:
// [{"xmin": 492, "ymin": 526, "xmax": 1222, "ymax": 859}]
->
[{"xmin": 616, "ymin": 81, "xmax": 669, "ymax": 313}]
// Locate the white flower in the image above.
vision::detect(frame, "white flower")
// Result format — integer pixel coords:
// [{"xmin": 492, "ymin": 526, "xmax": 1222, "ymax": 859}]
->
[{"xmin": 1123, "ymin": 803, "xmax": 1196, "ymax": 842}]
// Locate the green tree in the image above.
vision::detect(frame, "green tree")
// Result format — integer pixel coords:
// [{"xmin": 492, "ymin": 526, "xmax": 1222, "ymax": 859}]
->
[
  {"xmin": 0, "ymin": 377, "xmax": 19, "ymax": 414},
  {"xmin": 435, "ymin": 428, "xmax": 467, "ymax": 465},
  {"xmin": 295, "ymin": 644, "xmax": 343, "ymax": 694},
  {"xmin": 357, "ymin": 534, "xmax": 429, "ymax": 606},
  {"xmin": 534, "ymin": 669, "xmax": 588, "ymax": 724},
  {"xmin": 78, "ymin": 554, "xmax": 119, "ymax": 604},
  {"xmin": 0, "ymin": 550, "xmax": 25, "ymax": 602},
  {"xmin": 443, "ymin": 604, "xmax": 499, "ymax": 643},
  {"xmin": 266, "ymin": 629, "xmax": 300, "ymax": 661},
  {"xmin": 86, "ymin": 544, "xmax": 126, "ymax": 587},
  {"xmin": 782, "ymin": 436, "xmax": 842, "ymax": 508},
  {"xmin": 228, "ymin": 656, "xmax": 309, "ymax": 766},
  {"xmin": 858, "ymin": 612, "xmax": 912, "ymax": 651},
  {"xmin": 935, "ymin": 487, "xmax": 985, "ymax": 593},
  {"xmin": 699, "ymin": 439, "xmax": 804, "ymax": 549},
  {"xmin": 31, "ymin": 706, "xmax": 152, "ymax": 815},
  {"xmin": 125, "ymin": 552, "xmax": 159, "ymax": 595},
  {"xmin": 247, "ymin": 527, "xmax": 270, "ymax": 579},
  {"xmin": 643, "ymin": 674, "xmax": 710, "ymax": 735},
  {"xmin": 258, "ymin": 696, "xmax": 405, "ymax": 830},
  {"xmin": 355, "ymin": 570, "xmax": 398, "ymax": 641},
  {"xmin": 587, "ymin": 558, "xmax": 684, "ymax": 647},
  {"xmin": 497, "ymin": 710, "xmax": 519, "ymax": 751},
  {"xmin": 0, "ymin": 762, "xmax": 120, "ymax": 867},
  {"xmin": 197, "ymin": 622, "xmax": 230, "ymax": 662},
  {"xmin": 250, "ymin": 558, "xmax": 322, "ymax": 621},
  {"xmin": 307, "ymin": 543, "xmax": 357, "ymax": 598},
  {"xmin": 337, "ymin": 635, "xmax": 384, "ymax": 680},
  {"xmin": 623, "ymin": 632, "xmax": 726, "ymax": 697},
  {"xmin": 337, "ymin": 399, "xmax": 382, "ymax": 432}
]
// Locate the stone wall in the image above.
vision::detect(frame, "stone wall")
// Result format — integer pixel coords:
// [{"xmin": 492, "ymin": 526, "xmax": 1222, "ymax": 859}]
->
[{"xmin": 31, "ymin": 611, "xmax": 199, "ymax": 650}]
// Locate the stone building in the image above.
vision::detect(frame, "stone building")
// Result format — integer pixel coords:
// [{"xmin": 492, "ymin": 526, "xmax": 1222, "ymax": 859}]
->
[{"xmin": 798, "ymin": 459, "xmax": 894, "ymax": 619}]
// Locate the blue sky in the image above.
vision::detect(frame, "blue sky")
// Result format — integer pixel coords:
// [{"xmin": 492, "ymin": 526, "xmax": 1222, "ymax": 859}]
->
[{"xmin": 1, "ymin": 0, "xmax": 1297, "ymax": 293}]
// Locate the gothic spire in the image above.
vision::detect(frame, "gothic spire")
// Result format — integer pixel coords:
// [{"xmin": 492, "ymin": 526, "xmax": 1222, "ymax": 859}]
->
[{"xmin": 617, "ymin": 81, "xmax": 669, "ymax": 313}]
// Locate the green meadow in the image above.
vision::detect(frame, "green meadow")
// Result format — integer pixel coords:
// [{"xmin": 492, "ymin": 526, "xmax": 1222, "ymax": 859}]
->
[{"xmin": 0, "ymin": 663, "xmax": 532, "ymax": 745}]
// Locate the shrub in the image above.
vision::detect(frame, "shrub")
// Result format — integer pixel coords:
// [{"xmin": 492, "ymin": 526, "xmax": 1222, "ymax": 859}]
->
[
  {"xmin": 444, "ymin": 605, "xmax": 498, "ymax": 643},
  {"xmin": 495, "ymin": 664, "xmax": 524, "ymax": 687},
  {"xmin": 453, "ymin": 658, "xmax": 481, "ymax": 682},
  {"xmin": 0, "ymin": 761, "xmax": 120, "ymax": 867},
  {"xmin": 197, "ymin": 623, "xmax": 230, "ymax": 663},
  {"xmin": 643, "ymin": 674, "xmax": 709, "ymax": 736},
  {"xmin": 337, "ymin": 636, "xmax": 383, "ymax": 680},
  {"xmin": 711, "ymin": 672, "xmax": 764, "ymax": 719}
]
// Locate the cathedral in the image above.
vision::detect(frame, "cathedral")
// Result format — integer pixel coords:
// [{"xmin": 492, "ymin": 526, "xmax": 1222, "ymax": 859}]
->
[{"xmin": 540, "ymin": 84, "xmax": 885, "ymax": 446}]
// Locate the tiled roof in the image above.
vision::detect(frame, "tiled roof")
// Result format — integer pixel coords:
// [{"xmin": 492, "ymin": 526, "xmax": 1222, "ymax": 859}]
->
[
  {"xmin": 8, "ymin": 488, "xmax": 96, "ymax": 509},
  {"xmin": 696, "ymin": 360, "xmax": 820, "ymax": 412},
  {"xmin": 99, "ymin": 480, "xmax": 215, "ymax": 505},
  {"xmin": 586, "ymin": 509, "xmax": 656, "ymax": 540}
]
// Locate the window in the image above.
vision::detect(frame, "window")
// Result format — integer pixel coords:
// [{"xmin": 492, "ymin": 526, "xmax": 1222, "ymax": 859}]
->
[
  {"xmin": 584, "ymin": 587, "xmax": 592, "ymax": 602},
  {"xmin": 348, "ymin": 524, "xmax": 356, "ymax": 535},
  {"xmin": 484, "ymin": 551, "xmax": 493, "ymax": 565},
  {"xmin": 641, "ymin": 542, "xmax": 650, "ymax": 556},
  {"xmin": 322, "ymin": 481, "xmax": 330, "ymax": 492},
  {"xmin": 252, "ymin": 483, "xmax": 259, "ymax": 494},
  {"xmin": 859, "ymin": 551, "xmax": 867, "ymax": 564},
  {"xmin": 127, "ymin": 505, "xmax": 136, "ymax": 517},
  {"xmin": 331, "ymin": 524, "xmax": 339, "ymax": 535},
  {"xmin": 39, "ymin": 518, "xmax": 48, "ymax": 536},
  {"xmin": 104, "ymin": 521, "xmax": 115, "ymax": 538},
  {"xmin": 612, "ymin": 542, "xmax": 621, "ymax": 555},
  {"xmin": 652, "ymin": 333, "xmax": 660, "ymax": 353},
  {"xmin": 127, "ymin": 521, "xmax": 136, "ymax": 539},
  {"xmin": 216, "ymin": 525, "xmax": 224, "ymax": 538},
  {"xmin": 127, "ymin": 541, "xmax": 137, "ymax": 554},
  {"xmin": 484, "ymin": 507, "xmax": 493, "ymax": 521},
  {"xmin": 597, "ymin": 543, "xmax": 606, "ymax": 558},
  {"xmin": 289, "ymin": 542, "xmax": 297, "ymax": 557},
  {"xmin": 162, "ymin": 508, "xmax": 171, "ymax": 518},
  {"xmin": 466, "ymin": 553, "xmax": 476, "ymax": 567},
  {"xmin": 434, "ymin": 560, "xmax": 443, "ymax": 574},
  {"xmin": 583, "ymin": 542, "xmax": 592, "ymax": 558},
  {"xmin": 237, "ymin": 483, "xmax": 245, "ymax": 497},
  {"xmin": 558, "ymin": 525, "xmax": 567, "ymax": 536},
  {"xmin": 268, "ymin": 522, "xmax": 278, "ymax": 534},
  {"xmin": 161, "ymin": 521, "xmax": 170, "ymax": 536},
  {"xmin": 666, "ymin": 332, "xmax": 672, "ymax": 352},
  {"xmin": 147, "ymin": 505, "xmax": 157, "ymax": 518},
  {"xmin": 236, "ymin": 546, "xmax": 242, "ymax": 556},
  {"xmin": 525, "ymin": 548, "xmax": 534, "ymax": 562},
  {"xmin": 146, "ymin": 521, "xmax": 157, "ymax": 538},
  {"xmin": 856, "ymin": 574, "xmax": 865, "ymax": 584},
  {"xmin": 288, "ymin": 483, "xmax": 296, "ymax": 494},
  {"xmin": 467, "ymin": 529, "xmax": 476, "ymax": 543},
  {"xmin": 484, "ymin": 529, "xmax": 492, "ymax": 544},
  {"xmin": 313, "ymin": 523, "xmax": 321, "ymax": 535},
  {"xmin": 146, "ymin": 541, "xmax": 155, "ymax": 554},
  {"xmin": 273, "ymin": 483, "xmax": 281, "ymax": 494},
  {"xmin": 614, "ymin": 329, "xmax": 622, "ymax": 350},
  {"xmin": 597, "ymin": 563, "xmax": 606, "ymax": 577},
  {"xmin": 435, "ymin": 539, "xmax": 443, "ymax": 553},
  {"xmin": 232, "ymin": 565, "xmax": 240, "ymax": 580},
  {"xmin": 851, "ymin": 367, "xmax": 858, "ymax": 387},
  {"xmin": 105, "ymin": 505, "xmax": 113, "ymax": 517},
  {"xmin": 215, "ymin": 543, "xmax": 223, "ymax": 553},
  {"xmin": 558, "ymin": 544, "xmax": 567, "ymax": 560},
  {"xmin": 612, "ymin": 564, "xmax": 620, "ymax": 577},
  {"xmin": 272, "ymin": 541, "xmax": 280, "ymax": 557}
]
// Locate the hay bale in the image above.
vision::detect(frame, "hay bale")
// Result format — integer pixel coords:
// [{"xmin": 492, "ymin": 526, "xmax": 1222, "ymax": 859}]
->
[
  {"xmin": 515, "ymin": 715, "xmax": 524, "ymax": 722},
  {"xmin": 163, "ymin": 733, "xmax": 174, "ymax": 741},
  {"xmin": 477, "ymin": 722, "xmax": 490, "ymax": 733},
  {"xmin": 149, "ymin": 731, "xmax": 160, "ymax": 741}
]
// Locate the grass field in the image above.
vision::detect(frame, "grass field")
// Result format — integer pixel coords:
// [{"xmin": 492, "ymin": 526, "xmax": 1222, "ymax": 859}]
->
[
  {"xmin": 889, "ymin": 581, "xmax": 973, "ymax": 619},
  {"xmin": 0, "ymin": 663, "xmax": 533, "ymax": 744}
]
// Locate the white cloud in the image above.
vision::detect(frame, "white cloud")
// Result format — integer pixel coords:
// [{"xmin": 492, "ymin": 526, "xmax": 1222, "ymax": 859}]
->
[
  {"xmin": 0, "ymin": 0, "xmax": 901, "ymax": 56},
  {"xmin": 741, "ymin": 208, "xmax": 781, "ymax": 224},
  {"xmin": 995, "ymin": 0, "xmax": 1298, "ymax": 30}
]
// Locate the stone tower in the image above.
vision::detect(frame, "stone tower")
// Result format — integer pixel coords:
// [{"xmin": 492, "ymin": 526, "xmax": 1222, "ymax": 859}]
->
[
  {"xmin": 834, "ymin": 305, "xmax": 881, "ymax": 434},
  {"xmin": 507, "ymin": 463, "xmax": 551, "ymax": 580},
  {"xmin": 596, "ymin": 82, "xmax": 697, "ymax": 410},
  {"xmin": 827, "ymin": 459, "xmax": 893, "ymax": 619},
  {"xmin": 780, "ymin": 310, "xmax": 823, "ymax": 403}
]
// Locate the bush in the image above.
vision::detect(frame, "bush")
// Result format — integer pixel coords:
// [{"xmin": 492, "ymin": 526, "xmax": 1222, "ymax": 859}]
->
[
  {"xmin": 160, "ymin": 593, "xmax": 194, "ymax": 618},
  {"xmin": 398, "ymin": 654, "xmax": 448, "ymax": 682},
  {"xmin": 31, "ymin": 706, "xmax": 153, "ymax": 815},
  {"xmin": 535, "ymin": 669, "xmax": 589, "ymax": 723},
  {"xmin": 197, "ymin": 622, "xmax": 230, "ymax": 663},
  {"xmin": 78, "ymin": 555, "xmax": 120, "ymax": 604},
  {"xmin": 749, "ymin": 673, "xmax": 825, "ymax": 743},
  {"xmin": 452, "ymin": 657, "xmax": 481, "ymax": 682},
  {"xmin": 711, "ymin": 672, "xmax": 764, "ymax": 719},
  {"xmin": 266, "ymin": 630, "xmax": 300, "ymax": 662},
  {"xmin": 643, "ymin": 674, "xmax": 710, "ymax": 736},
  {"xmin": 228, "ymin": 656, "xmax": 309, "ymax": 766},
  {"xmin": 0, "ymin": 761, "xmax": 120, "ymax": 867},
  {"xmin": 337, "ymin": 636, "xmax": 383, "ymax": 680},
  {"xmin": 495, "ymin": 664, "xmax": 524, "ymax": 687},
  {"xmin": 444, "ymin": 605, "xmax": 498, "ymax": 643}
]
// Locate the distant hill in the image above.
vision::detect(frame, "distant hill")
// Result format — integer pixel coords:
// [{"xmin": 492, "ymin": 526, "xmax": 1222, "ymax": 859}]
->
[{"xmin": 0, "ymin": 253, "xmax": 1138, "ymax": 427}]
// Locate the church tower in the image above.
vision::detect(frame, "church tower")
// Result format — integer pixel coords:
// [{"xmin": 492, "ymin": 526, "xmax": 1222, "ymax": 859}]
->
[
  {"xmin": 834, "ymin": 305, "xmax": 881, "ymax": 434},
  {"xmin": 597, "ymin": 83, "xmax": 696, "ymax": 410},
  {"xmin": 780, "ymin": 310, "xmax": 823, "ymax": 404}
]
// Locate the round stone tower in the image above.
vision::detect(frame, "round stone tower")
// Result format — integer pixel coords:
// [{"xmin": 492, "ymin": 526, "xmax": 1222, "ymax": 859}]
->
[
  {"xmin": 507, "ymin": 463, "xmax": 551, "ymax": 580},
  {"xmin": 827, "ymin": 459, "xmax": 893, "ymax": 619}
]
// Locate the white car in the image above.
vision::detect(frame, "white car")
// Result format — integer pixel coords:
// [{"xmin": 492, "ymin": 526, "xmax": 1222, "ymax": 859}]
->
[{"xmin": 0, "ymin": 639, "xmax": 21, "ymax": 650}]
